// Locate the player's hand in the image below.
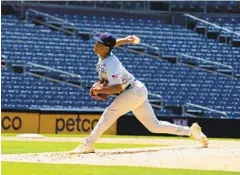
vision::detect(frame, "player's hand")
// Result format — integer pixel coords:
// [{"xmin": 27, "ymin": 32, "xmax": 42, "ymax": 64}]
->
[
  {"xmin": 92, "ymin": 87, "xmax": 100, "ymax": 96},
  {"xmin": 90, "ymin": 84, "xmax": 108, "ymax": 101},
  {"xmin": 90, "ymin": 86, "xmax": 99, "ymax": 96},
  {"xmin": 125, "ymin": 35, "xmax": 141, "ymax": 44},
  {"xmin": 89, "ymin": 81, "xmax": 109, "ymax": 100},
  {"xmin": 90, "ymin": 82, "xmax": 103, "ymax": 96}
]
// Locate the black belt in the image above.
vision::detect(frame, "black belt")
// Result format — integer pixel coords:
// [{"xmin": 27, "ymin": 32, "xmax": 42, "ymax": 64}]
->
[
  {"xmin": 125, "ymin": 83, "xmax": 132, "ymax": 90},
  {"xmin": 114, "ymin": 79, "xmax": 136, "ymax": 96}
]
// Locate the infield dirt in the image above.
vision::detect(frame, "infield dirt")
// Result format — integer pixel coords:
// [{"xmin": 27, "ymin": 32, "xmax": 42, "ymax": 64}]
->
[{"xmin": 2, "ymin": 137, "xmax": 240, "ymax": 172}]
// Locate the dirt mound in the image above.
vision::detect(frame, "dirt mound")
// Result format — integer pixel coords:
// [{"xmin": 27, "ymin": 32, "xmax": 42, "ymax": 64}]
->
[{"xmin": 2, "ymin": 137, "xmax": 240, "ymax": 172}]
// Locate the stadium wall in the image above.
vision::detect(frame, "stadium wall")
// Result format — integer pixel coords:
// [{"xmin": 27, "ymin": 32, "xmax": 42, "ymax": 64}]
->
[
  {"xmin": 118, "ymin": 114, "xmax": 240, "ymax": 138},
  {"xmin": 1, "ymin": 111, "xmax": 116, "ymax": 135},
  {"xmin": 1, "ymin": 110, "xmax": 240, "ymax": 138}
]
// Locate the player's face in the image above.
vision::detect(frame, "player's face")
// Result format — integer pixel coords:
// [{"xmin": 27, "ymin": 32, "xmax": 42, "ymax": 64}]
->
[{"xmin": 93, "ymin": 42, "xmax": 109, "ymax": 55}]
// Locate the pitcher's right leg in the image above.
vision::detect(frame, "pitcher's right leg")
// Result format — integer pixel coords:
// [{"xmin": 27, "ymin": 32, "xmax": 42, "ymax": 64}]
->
[
  {"xmin": 70, "ymin": 107, "xmax": 121, "ymax": 154},
  {"xmin": 70, "ymin": 83, "xmax": 147, "ymax": 154}
]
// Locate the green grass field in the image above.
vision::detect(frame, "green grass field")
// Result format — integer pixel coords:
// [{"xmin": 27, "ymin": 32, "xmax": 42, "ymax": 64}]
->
[
  {"xmin": 1, "ymin": 141, "xmax": 163, "ymax": 154},
  {"xmin": 2, "ymin": 162, "xmax": 239, "ymax": 175},
  {"xmin": 2, "ymin": 133, "xmax": 240, "ymax": 141},
  {"xmin": 1, "ymin": 134, "xmax": 239, "ymax": 175}
]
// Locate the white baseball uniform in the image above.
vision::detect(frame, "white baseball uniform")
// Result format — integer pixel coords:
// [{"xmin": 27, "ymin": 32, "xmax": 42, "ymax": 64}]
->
[{"xmin": 84, "ymin": 53, "xmax": 190, "ymax": 145}]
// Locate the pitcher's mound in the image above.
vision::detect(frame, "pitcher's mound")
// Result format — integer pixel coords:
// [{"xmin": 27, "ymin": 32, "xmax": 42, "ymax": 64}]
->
[{"xmin": 2, "ymin": 144, "xmax": 240, "ymax": 172}]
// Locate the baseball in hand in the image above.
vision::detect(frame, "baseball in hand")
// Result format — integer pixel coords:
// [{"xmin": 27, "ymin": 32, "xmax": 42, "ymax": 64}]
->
[{"xmin": 132, "ymin": 36, "xmax": 141, "ymax": 44}]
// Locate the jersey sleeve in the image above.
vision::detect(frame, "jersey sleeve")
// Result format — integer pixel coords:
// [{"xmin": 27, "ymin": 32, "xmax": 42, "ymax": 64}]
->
[{"xmin": 106, "ymin": 61, "xmax": 122, "ymax": 85}]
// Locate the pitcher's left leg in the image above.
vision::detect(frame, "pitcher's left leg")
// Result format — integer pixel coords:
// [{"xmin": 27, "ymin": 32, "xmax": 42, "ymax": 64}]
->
[
  {"xmin": 132, "ymin": 100, "xmax": 190, "ymax": 136},
  {"xmin": 132, "ymin": 99, "xmax": 208, "ymax": 147}
]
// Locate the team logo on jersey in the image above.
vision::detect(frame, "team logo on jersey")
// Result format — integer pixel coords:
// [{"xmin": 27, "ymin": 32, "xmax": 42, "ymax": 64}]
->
[
  {"xmin": 96, "ymin": 64, "xmax": 100, "ymax": 72},
  {"xmin": 96, "ymin": 64, "xmax": 106, "ymax": 74}
]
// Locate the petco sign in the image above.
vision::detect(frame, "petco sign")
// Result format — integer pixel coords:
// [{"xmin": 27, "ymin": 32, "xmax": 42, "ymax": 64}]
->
[{"xmin": 1, "ymin": 112, "xmax": 39, "ymax": 133}]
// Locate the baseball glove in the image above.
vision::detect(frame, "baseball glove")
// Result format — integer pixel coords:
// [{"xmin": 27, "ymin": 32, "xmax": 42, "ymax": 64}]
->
[{"xmin": 90, "ymin": 82, "xmax": 109, "ymax": 101}]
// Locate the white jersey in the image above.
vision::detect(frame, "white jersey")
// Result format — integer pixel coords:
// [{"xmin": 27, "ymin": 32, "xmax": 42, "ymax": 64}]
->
[{"xmin": 96, "ymin": 53, "xmax": 135, "ymax": 89}]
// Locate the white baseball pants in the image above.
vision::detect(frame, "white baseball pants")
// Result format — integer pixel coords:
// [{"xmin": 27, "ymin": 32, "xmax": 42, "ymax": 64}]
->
[{"xmin": 84, "ymin": 80, "xmax": 190, "ymax": 145}]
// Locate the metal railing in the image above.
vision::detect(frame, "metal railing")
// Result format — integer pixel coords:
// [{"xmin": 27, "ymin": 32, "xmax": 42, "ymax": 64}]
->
[
  {"xmin": 26, "ymin": 62, "xmax": 83, "ymax": 88},
  {"xmin": 26, "ymin": 9, "xmax": 77, "ymax": 35},
  {"xmin": 184, "ymin": 14, "xmax": 240, "ymax": 37},
  {"xmin": 179, "ymin": 53, "xmax": 234, "ymax": 78},
  {"xmin": 27, "ymin": 9, "xmax": 75, "ymax": 26},
  {"xmin": 183, "ymin": 103, "xmax": 228, "ymax": 118}
]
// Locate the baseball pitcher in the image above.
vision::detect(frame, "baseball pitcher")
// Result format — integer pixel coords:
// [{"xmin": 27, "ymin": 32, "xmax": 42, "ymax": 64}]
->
[{"xmin": 70, "ymin": 32, "xmax": 208, "ymax": 154}]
